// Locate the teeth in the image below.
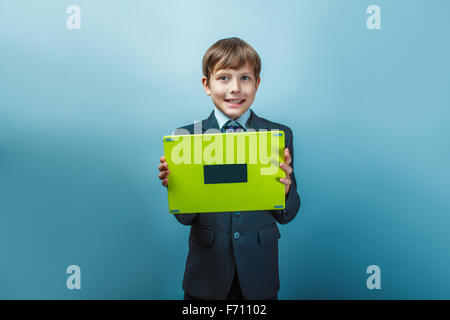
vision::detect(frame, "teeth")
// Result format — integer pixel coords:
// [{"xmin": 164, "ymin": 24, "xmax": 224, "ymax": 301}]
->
[{"xmin": 227, "ymin": 99, "xmax": 244, "ymax": 104}]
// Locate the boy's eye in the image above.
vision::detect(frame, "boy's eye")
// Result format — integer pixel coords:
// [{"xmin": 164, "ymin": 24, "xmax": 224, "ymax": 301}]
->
[{"xmin": 218, "ymin": 75, "xmax": 251, "ymax": 81}]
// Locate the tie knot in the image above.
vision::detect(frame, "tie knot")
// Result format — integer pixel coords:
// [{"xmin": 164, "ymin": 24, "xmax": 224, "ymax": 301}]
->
[{"xmin": 223, "ymin": 120, "xmax": 244, "ymax": 133}]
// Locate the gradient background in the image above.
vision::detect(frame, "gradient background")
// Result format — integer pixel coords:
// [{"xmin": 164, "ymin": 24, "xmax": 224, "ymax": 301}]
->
[{"xmin": 1, "ymin": 0, "xmax": 449, "ymax": 299}]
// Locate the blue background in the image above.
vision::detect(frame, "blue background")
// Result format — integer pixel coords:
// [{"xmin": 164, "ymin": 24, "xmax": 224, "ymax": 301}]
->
[{"xmin": 1, "ymin": 0, "xmax": 449, "ymax": 299}]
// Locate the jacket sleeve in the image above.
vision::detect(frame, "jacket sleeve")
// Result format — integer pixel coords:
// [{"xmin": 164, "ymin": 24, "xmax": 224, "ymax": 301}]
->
[
  {"xmin": 171, "ymin": 126, "xmax": 198, "ymax": 226},
  {"xmin": 271, "ymin": 127, "xmax": 301, "ymax": 224},
  {"xmin": 173, "ymin": 211, "xmax": 198, "ymax": 225}
]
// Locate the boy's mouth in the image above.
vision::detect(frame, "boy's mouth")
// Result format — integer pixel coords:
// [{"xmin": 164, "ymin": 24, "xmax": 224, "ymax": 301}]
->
[{"xmin": 224, "ymin": 99, "xmax": 246, "ymax": 106}]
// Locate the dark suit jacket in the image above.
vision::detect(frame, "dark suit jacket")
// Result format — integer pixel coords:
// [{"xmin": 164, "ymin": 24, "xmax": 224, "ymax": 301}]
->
[{"xmin": 172, "ymin": 109, "xmax": 301, "ymax": 299}]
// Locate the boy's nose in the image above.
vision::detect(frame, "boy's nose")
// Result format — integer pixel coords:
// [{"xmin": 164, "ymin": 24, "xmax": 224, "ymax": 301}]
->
[{"xmin": 230, "ymin": 79, "xmax": 241, "ymax": 92}]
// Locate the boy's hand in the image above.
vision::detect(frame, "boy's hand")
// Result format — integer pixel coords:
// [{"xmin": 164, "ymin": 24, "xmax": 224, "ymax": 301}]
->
[
  {"xmin": 280, "ymin": 148, "xmax": 292, "ymax": 195},
  {"xmin": 158, "ymin": 155, "xmax": 170, "ymax": 187}
]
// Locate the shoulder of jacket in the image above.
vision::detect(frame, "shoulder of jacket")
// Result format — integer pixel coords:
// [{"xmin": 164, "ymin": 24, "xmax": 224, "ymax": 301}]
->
[
  {"xmin": 258, "ymin": 116, "xmax": 293, "ymax": 135},
  {"xmin": 172, "ymin": 123, "xmax": 194, "ymax": 135}
]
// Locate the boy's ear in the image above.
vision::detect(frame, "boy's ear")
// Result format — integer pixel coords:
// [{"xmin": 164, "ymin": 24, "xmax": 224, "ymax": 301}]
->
[
  {"xmin": 255, "ymin": 76, "xmax": 261, "ymax": 90},
  {"xmin": 201, "ymin": 76, "xmax": 211, "ymax": 96}
]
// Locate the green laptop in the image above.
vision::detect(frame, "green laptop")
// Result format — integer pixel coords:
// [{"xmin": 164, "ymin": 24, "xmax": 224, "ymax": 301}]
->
[{"xmin": 163, "ymin": 130, "xmax": 286, "ymax": 214}]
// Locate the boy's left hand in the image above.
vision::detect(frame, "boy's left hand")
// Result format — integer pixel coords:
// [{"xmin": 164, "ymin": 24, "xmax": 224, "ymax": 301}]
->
[{"xmin": 280, "ymin": 148, "xmax": 293, "ymax": 195}]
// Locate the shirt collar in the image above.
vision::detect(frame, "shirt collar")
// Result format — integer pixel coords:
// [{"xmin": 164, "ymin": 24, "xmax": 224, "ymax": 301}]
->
[{"xmin": 214, "ymin": 106, "xmax": 252, "ymax": 130}]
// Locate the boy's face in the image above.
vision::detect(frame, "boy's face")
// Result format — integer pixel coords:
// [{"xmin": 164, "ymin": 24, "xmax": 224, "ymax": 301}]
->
[{"xmin": 202, "ymin": 62, "xmax": 260, "ymax": 120}]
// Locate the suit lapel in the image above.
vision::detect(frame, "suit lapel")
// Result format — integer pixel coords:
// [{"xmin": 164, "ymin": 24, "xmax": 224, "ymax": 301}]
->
[
  {"xmin": 201, "ymin": 110, "xmax": 220, "ymax": 132},
  {"xmin": 246, "ymin": 109, "xmax": 270, "ymax": 131}
]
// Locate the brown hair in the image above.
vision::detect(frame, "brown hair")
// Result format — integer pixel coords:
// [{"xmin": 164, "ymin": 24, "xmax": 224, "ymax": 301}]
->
[{"xmin": 202, "ymin": 37, "xmax": 261, "ymax": 85}]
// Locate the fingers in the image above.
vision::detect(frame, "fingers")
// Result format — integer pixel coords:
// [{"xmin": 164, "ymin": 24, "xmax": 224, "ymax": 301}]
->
[
  {"xmin": 158, "ymin": 169, "xmax": 170, "ymax": 180},
  {"xmin": 280, "ymin": 148, "xmax": 293, "ymax": 179},
  {"xmin": 280, "ymin": 162, "xmax": 293, "ymax": 175},
  {"xmin": 159, "ymin": 170, "xmax": 169, "ymax": 187},
  {"xmin": 158, "ymin": 162, "xmax": 168, "ymax": 172},
  {"xmin": 280, "ymin": 149, "xmax": 292, "ymax": 192},
  {"xmin": 158, "ymin": 155, "xmax": 169, "ymax": 187},
  {"xmin": 284, "ymin": 148, "xmax": 292, "ymax": 166},
  {"xmin": 279, "ymin": 177, "xmax": 292, "ymax": 185},
  {"xmin": 158, "ymin": 155, "xmax": 169, "ymax": 172},
  {"xmin": 280, "ymin": 176, "xmax": 292, "ymax": 196}
]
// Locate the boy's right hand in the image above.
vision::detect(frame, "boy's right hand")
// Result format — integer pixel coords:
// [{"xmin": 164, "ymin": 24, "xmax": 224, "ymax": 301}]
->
[{"xmin": 158, "ymin": 155, "xmax": 170, "ymax": 187}]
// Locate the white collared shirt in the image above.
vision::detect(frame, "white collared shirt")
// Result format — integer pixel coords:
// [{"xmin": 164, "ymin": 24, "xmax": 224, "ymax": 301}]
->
[{"xmin": 214, "ymin": 106, "xmax": 251, "ymax": 131}]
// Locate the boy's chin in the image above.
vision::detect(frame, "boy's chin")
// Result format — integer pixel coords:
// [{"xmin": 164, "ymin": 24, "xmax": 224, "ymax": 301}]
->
[{"xmin": 220, "ymin": 105, "xmax": 249, "ymax": 119}]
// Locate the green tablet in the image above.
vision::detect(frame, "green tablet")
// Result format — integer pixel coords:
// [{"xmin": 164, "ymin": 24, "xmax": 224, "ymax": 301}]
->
[{"xmin": 163, "ymin": 130, "xmax": 285, "ymax": 214}]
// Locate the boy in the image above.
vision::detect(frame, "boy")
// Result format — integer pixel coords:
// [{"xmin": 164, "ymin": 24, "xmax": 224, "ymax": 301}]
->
[{"xmin": 158, "ymin": 37, "xmax": 301, "ymax": 300}]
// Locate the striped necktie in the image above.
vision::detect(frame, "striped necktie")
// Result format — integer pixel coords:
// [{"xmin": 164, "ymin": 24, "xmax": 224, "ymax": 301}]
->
[{"xmin": 221, "ymin": 120, "xmax": 245, "ymax": 133}]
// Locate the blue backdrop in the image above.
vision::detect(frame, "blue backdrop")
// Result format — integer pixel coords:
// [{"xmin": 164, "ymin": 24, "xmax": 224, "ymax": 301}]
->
[{"xmin": 1, "ymin": 0, "xmax": 449, "ymax": 299}]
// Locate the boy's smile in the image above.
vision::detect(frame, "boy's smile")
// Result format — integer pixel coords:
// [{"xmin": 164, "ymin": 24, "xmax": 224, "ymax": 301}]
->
[{"xmin": 202, "ymin": 62, "xmax": 260, "ymax": 120}]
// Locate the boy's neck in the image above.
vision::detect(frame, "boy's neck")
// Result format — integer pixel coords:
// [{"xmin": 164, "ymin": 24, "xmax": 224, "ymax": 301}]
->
[{"xmin": 213, "ymin": 106, "xmax": 252, "ymax": 129}]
